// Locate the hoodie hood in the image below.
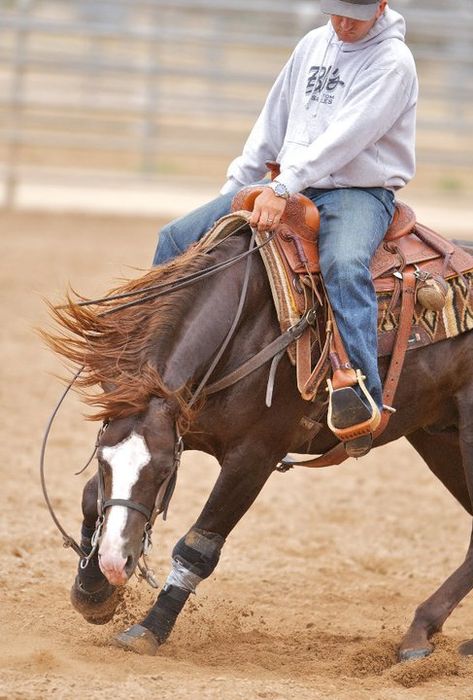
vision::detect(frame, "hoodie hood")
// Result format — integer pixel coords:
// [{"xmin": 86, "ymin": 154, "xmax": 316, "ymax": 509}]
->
[
  {"xmin": 326, "ymin": 7, "xmax": 406, "ymax": 52},
  {"xmin": 302, "ymin": 9, "xmax": 406, "ymax": 109}
]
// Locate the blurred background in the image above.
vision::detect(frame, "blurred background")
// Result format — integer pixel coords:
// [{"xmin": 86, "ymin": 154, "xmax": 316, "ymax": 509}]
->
[{"xmin": 0, "ymin": 0, "xmax": 472, "ymax": 220}]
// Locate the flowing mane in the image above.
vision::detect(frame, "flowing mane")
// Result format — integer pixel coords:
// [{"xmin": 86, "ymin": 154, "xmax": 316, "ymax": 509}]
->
[{"xmin": 42, "ymin": 241, "xmax": 221, "ymax": 422}]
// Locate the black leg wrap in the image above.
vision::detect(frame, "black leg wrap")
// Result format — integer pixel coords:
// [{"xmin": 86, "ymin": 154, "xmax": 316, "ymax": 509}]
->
[
  {"xmin": 141, "ymin": 585, "xmax": 190, "ymax": 643},
  {"xmin": 140, "ymin": 529, "xmax": 225, "ymax": 644},
  {"xmin": 172, "ymin": 527, "xmax": 225, "ymax": 580}
]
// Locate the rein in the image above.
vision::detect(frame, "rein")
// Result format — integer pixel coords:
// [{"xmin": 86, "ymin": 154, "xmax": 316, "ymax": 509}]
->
[
  {"xmin": 41, "ymin": 221, "xmax": 322, "ymax": 588},
  {"xmin": 188, "ymin": 229, "xmax": 257, "ymax": 408},
  {"xmin": 39, "ymin": 366, "xmax": 90, "ymax": 558},
  {"xmin": 40, "ymin": 222, "xmax": 277, "ymax": 587},
  {"xmin": 62, "ymin": 222, "xmax": 274, "ymax": 318}
]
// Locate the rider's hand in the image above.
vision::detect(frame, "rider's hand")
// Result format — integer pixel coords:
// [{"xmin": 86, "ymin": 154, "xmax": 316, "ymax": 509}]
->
[{"xmin": 249, "ymin": 188, "xmax": 287, "ymax": 232}]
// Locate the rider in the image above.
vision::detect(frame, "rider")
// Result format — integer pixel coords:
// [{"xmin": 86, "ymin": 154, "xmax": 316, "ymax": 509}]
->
[{"xmin": 152, "ymin": 0, "xmax": 418, "ymax": 456}]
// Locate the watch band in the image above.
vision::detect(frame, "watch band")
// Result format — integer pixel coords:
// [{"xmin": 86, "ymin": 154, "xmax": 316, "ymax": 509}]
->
[{"xmin": 267, "ymin": 181, "xmax": 290, "ymax": 200}]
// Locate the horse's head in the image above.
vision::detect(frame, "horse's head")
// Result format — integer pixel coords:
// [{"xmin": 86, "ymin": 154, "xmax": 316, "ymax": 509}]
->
[{"xmin": 95, "ymin": 399, "xmax": 180, "ymax": 586}]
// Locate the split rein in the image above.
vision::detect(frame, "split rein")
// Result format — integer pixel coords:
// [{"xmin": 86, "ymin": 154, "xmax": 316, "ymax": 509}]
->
[
  {"xmin": 42, "ymin": 222, "xmax": 318, "ymax": 588},
  {"xmin": 40, "ymin": 396, "xmax": 183, "ymax": 588}
]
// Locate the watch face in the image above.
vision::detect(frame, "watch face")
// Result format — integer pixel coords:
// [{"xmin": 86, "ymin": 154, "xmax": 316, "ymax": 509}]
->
[{"xmin": 273, "ymin": 182, "xmax": 289, "ymax": 198}]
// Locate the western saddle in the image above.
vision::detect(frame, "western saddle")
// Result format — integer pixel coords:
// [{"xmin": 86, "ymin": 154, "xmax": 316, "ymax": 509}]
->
[{"xmin": 230, "ymin": 175, "xmax": 473, "ymax": 467}]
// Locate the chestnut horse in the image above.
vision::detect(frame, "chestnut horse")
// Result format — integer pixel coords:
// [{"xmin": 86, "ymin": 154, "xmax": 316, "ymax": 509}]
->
[{"xmin": 44, "ymin": 224, "xmax": 473, "ymax": 659}]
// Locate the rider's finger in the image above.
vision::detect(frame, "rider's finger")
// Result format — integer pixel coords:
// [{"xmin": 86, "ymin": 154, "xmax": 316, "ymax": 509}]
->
[{"xmin": 249, "ymin": 206, "xmax": 261, "ymax": 227}]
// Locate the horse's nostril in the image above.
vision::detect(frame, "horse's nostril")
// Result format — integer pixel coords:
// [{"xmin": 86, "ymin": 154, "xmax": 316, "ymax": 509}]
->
[{"xmin": 125, "ymin": 554, "xmax": 134, "ymax": 573}]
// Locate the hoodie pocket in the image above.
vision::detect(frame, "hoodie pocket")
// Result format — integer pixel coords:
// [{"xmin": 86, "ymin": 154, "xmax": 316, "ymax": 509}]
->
[{"xmin": 285, "ymin": 119, "xmax": 310, "ymax": 147}]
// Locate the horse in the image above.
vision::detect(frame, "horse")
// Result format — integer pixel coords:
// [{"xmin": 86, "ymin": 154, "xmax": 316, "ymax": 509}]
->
[{"xmin": 42, "ymin": 207, "xmax": 473, "ymax": 660}]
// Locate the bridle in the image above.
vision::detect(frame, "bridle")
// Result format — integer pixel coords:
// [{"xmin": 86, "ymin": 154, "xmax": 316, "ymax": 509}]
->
[
  {"xmin": 40, "ymin": 393, "xmax": 184, "ymax": 588},
  {"xmin": 40, "ymin": 222, "xmax": 318, "ymax": 588},
  {"xmin": 84, "ymin": 426, "xmax": 184, "ymax": 588}
]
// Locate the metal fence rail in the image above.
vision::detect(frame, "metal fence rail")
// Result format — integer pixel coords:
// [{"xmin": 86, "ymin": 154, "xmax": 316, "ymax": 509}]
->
[{"xmin": 1, "ymin": 0, "xmax": 472, "ymax": 208}]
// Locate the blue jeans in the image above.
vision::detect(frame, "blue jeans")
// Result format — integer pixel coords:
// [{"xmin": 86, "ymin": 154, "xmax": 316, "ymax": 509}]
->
[
  {"xmin": 153, "ymin": 192, "xmax": 236, "ymax": 265},
  {"xmin": 152, "ymin": 186, "xmax": 395, "ymax": 408}
]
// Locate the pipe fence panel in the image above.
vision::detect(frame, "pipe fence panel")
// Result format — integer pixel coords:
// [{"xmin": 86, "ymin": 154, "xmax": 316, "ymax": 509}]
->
[{"xmin": 0, "ymin": 0, "xmax": 472, "ymax": 207}]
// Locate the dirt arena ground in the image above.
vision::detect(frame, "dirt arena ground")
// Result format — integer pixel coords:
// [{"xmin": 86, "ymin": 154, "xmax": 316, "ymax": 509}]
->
[{"xmin": 3, "ymin": 208, "xmax": 473, "ymax": 700}]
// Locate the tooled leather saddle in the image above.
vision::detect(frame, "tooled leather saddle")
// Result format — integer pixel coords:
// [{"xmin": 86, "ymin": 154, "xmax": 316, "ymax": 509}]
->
[
  {"xmin": 230, "ymin": 183, "xmax": 473, "ymax": 454},
  {"xmin": 232, "ymin": 185, "xmax": 472, "ymax": 295}
]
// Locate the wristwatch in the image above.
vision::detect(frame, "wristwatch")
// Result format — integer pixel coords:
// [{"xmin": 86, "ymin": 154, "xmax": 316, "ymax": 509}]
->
[{"xmin": 267, "ymin": 181, "xmax": 290, "ymax": 200}]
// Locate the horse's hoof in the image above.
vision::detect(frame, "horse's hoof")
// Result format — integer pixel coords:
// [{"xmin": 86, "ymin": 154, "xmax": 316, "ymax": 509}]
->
[
  {"xmin": 112, "ymin": 624, "xmax": 161, "ymax": 656},
  {"xmin": 398, "ymin": 646, "xmax": 433, "ymax": 662},
  {"xmin": 70, "ymin": 576, "xmax": 119, "ymax": 625},
  {"xmin": 458, "ymin": 639, "xmax": 473, "ymax": 656}
]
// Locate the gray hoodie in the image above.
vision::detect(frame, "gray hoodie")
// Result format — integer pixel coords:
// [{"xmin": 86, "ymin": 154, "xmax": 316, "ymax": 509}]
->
[{"xmin": 220, "ymin": 8, "xmax": 418, "ymax": 195}]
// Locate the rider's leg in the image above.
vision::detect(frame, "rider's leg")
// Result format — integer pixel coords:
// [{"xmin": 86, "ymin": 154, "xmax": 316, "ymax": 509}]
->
[
  {"xmin": 307, "ymin": 186, "xmax": 395, "ymax": 412},
  {"xmin": 152, "ymin": 192, "xmax": 235, "ymax": 266}
]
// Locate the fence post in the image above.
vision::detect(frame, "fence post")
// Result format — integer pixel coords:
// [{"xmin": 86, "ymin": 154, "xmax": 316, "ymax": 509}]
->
[
  {"xmin": 4, "ymin": 0, "xmax": 32, "ymax": 209},
  {"xmin": 141, "ymin": 15, "xmax": 161, "ymax": 176}
]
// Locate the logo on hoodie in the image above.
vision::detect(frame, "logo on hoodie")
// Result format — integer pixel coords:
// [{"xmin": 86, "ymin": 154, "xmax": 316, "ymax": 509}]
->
[{"xmin": 306, "ymin": 65, "xmax": 345, "ymax": 105}]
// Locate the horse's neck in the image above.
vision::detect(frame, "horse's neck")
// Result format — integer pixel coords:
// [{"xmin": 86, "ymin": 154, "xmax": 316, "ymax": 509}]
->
[{"xmin": 159, "ymin": 237, "xmax": 271, "ymax": 392}]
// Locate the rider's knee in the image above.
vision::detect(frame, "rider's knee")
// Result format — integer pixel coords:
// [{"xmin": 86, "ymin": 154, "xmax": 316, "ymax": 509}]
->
[
  {"xmin": 320, "ymin": 248, "xmax": 370, "ymax": 282},
  {"xmin": 153, "ymin": 223, "xmax": 183, "ymax": 266}
]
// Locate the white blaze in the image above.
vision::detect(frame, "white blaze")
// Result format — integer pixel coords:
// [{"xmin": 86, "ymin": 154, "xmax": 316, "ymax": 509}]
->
[{"xmin": 100, "ymin": 432, "xmax": 151, "ymax": 557}]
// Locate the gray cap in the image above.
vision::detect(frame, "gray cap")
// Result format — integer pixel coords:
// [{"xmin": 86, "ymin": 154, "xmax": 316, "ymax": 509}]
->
[{"xmin": 320, "ymin": 0, "xmax": 380, "ymax": 20}]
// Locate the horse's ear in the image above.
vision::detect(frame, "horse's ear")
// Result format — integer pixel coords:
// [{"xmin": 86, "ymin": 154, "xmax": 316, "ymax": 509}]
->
[
  {"xmin": 101, "ymin": 381, "xmax": 115, "ymax": 393},
  {"xmin": 141, "ymin": 397, "xmax": 180, "ymax": 460},
  {"xmin": 147, "ymin": 395, "xmax": 179, "ymax": 419}
]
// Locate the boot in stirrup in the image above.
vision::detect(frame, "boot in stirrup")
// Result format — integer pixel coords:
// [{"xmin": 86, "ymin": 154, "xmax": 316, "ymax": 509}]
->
[{"xmin": 327, "ymin": 369, "xmax": 380, "ymax": 458}]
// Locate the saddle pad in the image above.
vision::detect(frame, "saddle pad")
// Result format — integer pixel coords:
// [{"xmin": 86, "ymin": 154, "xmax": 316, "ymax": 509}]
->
[
  {"xmin": 377, "ymin": 270, "xmax": 473, "ymax": 356},
  {"xmin": 373, "ymin": 224, "xmax": 473, "ymax": 292}
]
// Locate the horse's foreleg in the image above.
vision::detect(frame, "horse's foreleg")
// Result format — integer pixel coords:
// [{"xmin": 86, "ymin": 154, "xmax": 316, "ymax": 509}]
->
[
  {"xmin": 70, "ymin": 473, "xmax": 120, "ymax": 624},
  {"xmin": 114, "ymin": 450, "xmax": 276, "ymax": 655},
  {"xmin": 400, "ymin": 408, "xmax": 473, "ymax": 660},
  {"xmin": 114, "ymin": 527, "xmax": 225, "ymax": 654}
]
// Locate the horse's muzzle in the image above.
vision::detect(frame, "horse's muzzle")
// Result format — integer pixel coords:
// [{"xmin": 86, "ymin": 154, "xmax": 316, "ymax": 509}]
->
[{"xmin": 99, "ymin": 552, "xmax": 135, "ymax": 586}]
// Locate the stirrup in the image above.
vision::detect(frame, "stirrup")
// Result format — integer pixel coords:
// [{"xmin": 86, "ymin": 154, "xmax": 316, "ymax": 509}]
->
[{"xmin": 327, "ymin": 370, "xmax": 380, "ymax": 458}]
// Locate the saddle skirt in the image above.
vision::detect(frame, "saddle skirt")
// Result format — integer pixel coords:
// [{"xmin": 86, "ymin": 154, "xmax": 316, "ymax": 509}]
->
[{"xmin": 202, "ymin": 188, "xmax": 473, "ymax": 369}]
